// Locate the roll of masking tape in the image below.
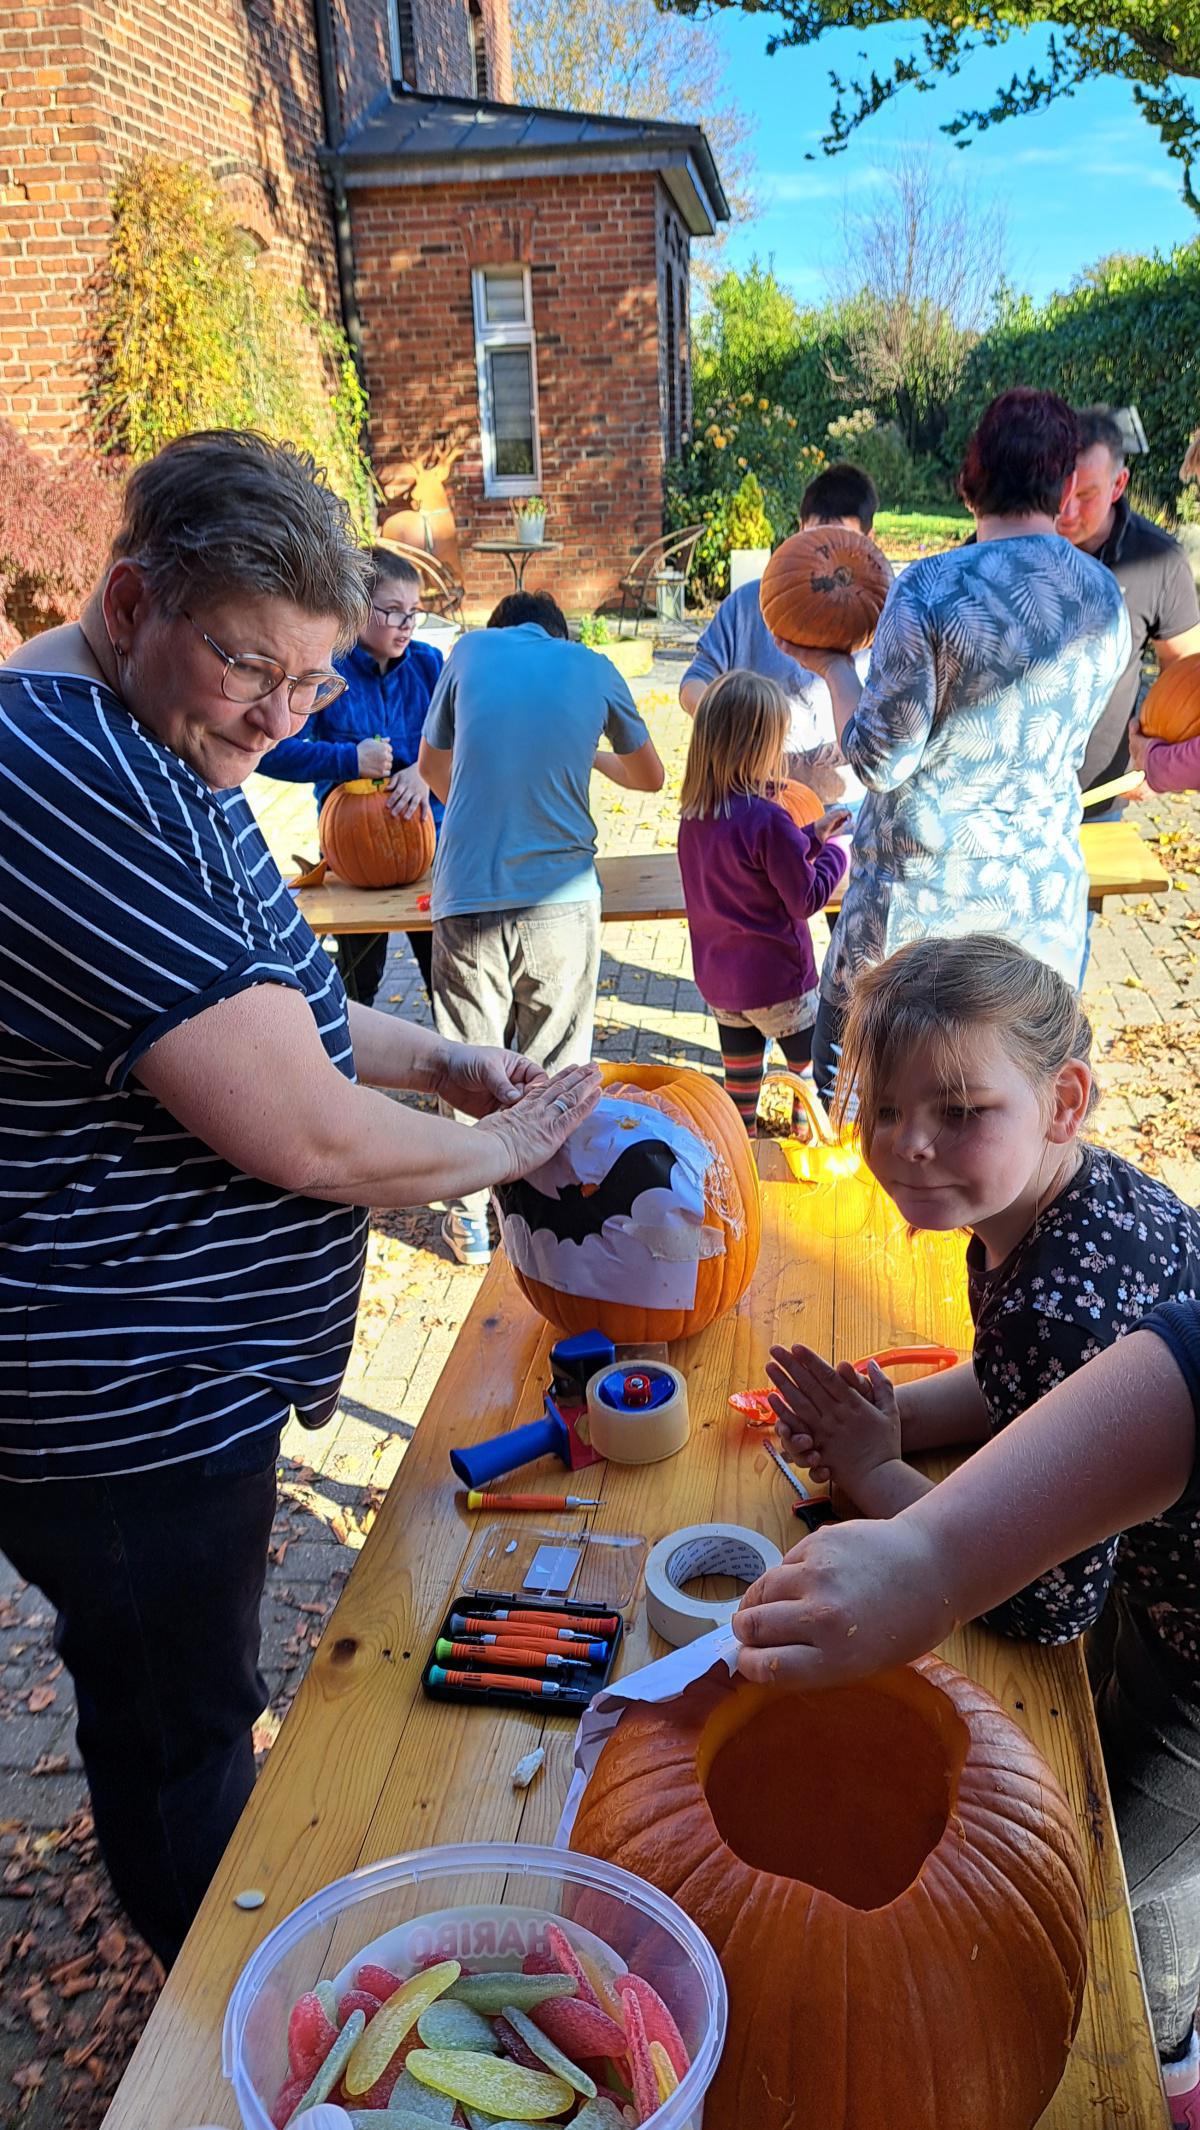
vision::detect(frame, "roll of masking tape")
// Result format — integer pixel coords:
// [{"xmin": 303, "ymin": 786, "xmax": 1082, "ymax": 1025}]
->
[
  {"xmin": 644, "ymin": 1523, "xmax": 784, "ymax": 1647},
  {"xmin": 586, "ymin": 1363, "xmax": 690, "ymax": 1466}
]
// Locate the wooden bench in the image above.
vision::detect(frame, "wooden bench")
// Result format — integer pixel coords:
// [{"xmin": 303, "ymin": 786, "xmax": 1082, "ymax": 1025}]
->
[
  {"xmin": 292, "ymin": 819, "xmax": 1169, "ymax": 935},
  {"xmin": 102, "ymin": 1163, "xmax": 1168, "ymax": 2129}
]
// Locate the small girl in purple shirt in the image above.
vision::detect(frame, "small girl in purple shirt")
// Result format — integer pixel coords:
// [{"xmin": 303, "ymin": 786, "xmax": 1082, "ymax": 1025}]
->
[{"xmin": 678, "ymin": 670, "xmax": 849, "ymax": 1130}]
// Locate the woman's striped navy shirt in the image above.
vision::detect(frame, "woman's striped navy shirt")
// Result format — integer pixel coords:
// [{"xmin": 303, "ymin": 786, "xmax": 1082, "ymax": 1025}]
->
[{"xmin": 0, "ymin": 668, "xmax": 368, "ymax": 1483}]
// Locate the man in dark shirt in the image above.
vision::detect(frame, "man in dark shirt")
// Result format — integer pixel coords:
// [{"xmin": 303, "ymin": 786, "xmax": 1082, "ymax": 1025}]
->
[{"xmin": 1057, "ymin": 407, "xmax": 1200, "ymax": 793}]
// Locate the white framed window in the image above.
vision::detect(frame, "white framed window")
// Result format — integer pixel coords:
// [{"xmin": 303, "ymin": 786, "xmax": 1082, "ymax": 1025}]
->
[
  {"xmin": 471, "ymin": 265, "xmax": 542, "ymax": 498},
  {"xmin": 387, "ymin": 0, "xmax": 417, "ymax": 88}
]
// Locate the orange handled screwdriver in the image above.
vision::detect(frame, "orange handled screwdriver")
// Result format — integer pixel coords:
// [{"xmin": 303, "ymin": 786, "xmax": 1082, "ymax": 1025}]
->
[
  {"xmin": 429, "ymin": 1665, "xmax": 584, "ymax": 1698},
  {"xmin": 850, "ymin": 1345, "xmax": 958, "ymax": 1374},
  {"xmin": 480, "ymin": 1607, "xmax": 619, "ymax": 1635},
  {"xmin": 464, "ymin": 1490, "xmax": 603, "ymax": 1511},
  {"xmin": 435, "ymin": 1639, "xmax": 591, "ymax": 1672},
  {"xmin": 449, "ymin": 1613, "xmax": 603, "ymax": 1646}
]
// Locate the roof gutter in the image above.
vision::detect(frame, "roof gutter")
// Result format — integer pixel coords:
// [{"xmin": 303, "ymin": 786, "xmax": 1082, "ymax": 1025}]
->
[{"xmin": 311, "ymin": 0, "xmax": 366, "ymax": 382}]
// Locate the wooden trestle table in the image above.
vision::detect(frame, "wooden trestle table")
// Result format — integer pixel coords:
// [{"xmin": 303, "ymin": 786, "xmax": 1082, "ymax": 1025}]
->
[
  {"xmin": 102, "ymin": 1151, "xmax": 1168, "ymax": 2128},
  {"xmin": 292, "ymin": 819, "xmax": 1169, "ymax": 937}
]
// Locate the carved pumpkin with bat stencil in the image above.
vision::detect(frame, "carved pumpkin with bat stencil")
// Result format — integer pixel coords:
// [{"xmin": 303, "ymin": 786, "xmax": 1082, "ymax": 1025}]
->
[{"xmin": 493, "ymin": 1063, "xmax": 760, "ymax": 1344}]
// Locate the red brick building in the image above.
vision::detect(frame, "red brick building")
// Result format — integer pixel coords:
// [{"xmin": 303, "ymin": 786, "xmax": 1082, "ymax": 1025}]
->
[{"xmin": 0, "ymin": 0, "xmax": 726, "ymax": 614}]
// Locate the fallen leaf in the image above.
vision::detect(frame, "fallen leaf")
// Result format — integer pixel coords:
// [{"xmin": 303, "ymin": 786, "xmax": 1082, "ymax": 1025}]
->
[
  {"xmin": 30, "ymin": 1753, "xmax": 69, "ymax": 1777},
  {"xmin": 26, "ymin": 1686, "xmax": 56, "ymax": 1714},
  {"xmin": 98, "ymin": 1923, "xmax": 127, "ymax": 1967}
]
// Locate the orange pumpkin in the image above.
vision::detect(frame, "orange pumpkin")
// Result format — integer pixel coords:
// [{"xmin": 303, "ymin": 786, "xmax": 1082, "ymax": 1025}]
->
[
  {"xmin": 494, "ymin": 1062, "xmax": 760, "ymax": 1344},
  {"xmin": 571, "ymin": 1658, "xmax": 1087, "ymax": 2130},
  {"xmin": 1139, "ymin": 654, "xmax": 1200, "ymax": 744},
  {"xmin": 773, "ymin": 777, "xmax": 823, "ymax": 827},
  {"xmin": 760, "ymin": 526, "xmax": 891, "ymax": 652},
  {"xmin": 318, "ymin": 779, "xmax": 435, "ymax": 889}
]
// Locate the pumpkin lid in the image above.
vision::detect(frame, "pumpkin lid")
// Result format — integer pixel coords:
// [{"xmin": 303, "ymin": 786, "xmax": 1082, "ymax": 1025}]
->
[{"xmin": 464, "ymin": 1522, "xmax": 648, "ymax": 1611}]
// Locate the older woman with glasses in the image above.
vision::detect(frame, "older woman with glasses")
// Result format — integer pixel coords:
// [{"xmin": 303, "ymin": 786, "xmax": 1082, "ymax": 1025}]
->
[
  {"xmin": 258, "ymin": 543, "xmax": 442, "ymax": 1004},
  {"xmin": 0, "ymin": 430, "xmax": 598, "ymax": 1966}
]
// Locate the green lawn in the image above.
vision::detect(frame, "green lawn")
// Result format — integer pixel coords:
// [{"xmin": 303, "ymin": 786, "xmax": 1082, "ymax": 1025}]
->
[{"xmin": 874, "ymin": 506, "xmax": 971, "ymax": 558}]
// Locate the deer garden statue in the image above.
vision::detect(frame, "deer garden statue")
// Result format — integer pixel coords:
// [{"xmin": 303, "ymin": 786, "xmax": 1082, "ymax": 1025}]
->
[{"xmin": 379, "ymin": 435, "xmax": 467, "ymax": 579}]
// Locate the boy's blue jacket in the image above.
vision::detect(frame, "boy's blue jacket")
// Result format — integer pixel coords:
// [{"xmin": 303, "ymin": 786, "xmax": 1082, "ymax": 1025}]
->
[{"xmin": 257, "ymin": 638, "xmax": 445, "ymax": 822}]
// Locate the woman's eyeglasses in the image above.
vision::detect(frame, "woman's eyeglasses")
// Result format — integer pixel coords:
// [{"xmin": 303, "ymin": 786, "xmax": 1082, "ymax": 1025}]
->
[
  {"xmin": 372, "ymin": 603, "xmax": 427, "ymax": 631},
  {"xmin": 185, "ymin": 616, "xmax": 346, "ymax": 713}
]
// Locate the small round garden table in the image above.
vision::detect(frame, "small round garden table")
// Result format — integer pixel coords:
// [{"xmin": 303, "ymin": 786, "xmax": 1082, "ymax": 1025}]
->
[{"xmin": 472, "ymin": 538, "xmax": 563, "ymax": 590}]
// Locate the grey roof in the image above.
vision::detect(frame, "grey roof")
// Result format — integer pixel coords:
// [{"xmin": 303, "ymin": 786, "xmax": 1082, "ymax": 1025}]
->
[{"xmin": 335, "ymin": 90, "xmax": 728, "ymax": 236}]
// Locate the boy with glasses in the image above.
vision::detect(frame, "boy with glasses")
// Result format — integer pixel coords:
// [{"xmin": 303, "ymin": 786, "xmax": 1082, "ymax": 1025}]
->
[{"xmin": 258, "ymin": 547, "xmax": 442, "ymax": 1004}]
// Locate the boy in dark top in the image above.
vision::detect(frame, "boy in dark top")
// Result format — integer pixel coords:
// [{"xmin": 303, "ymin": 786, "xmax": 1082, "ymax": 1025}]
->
[
  {"xmin": 1057, "ymin": 406, "xmax": 1200, "ymax": 794},
  {"xmin": 258, "ymin": 547, "xmax": 442, "ymax": 1004}
]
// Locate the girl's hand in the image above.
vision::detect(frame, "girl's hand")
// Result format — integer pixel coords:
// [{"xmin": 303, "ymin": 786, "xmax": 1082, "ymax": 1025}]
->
[
  {"xmin": 767, "ymin": 1343, "xmax": 900, "ymax": 1497},
  {"xmin": 385, "ymin": 763, "xmax": 431, "ymax": 819},
  {"xmin": 431, "ymin": 1044, "xmax": 549, "ymax": 1119},
  {"xmin": 732, "ymin": 1515, "xmax": 955, "ymax": 1687},
  {"xmin": 811, "ymin": 806, "xmax": 851, "ymax": 843},
  {"xmin": 1126, "ymin": 717, "xmax": 1151, "ymax": 783},
  {"xmin": 357, "ymin": 736, "xmax": 393, "ymax": 778},
  {"xmin": 476, "ymin": 1063, "xmax": 602, "ymax": 1182}
]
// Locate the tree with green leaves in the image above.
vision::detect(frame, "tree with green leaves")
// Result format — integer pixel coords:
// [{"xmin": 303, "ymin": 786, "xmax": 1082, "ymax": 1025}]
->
[
  {"xmin": 509, "ymin": 0, "xmax": 755, "ymax": 230},
  {"xmin": 658, "ymin": 3, "xmax": 1200, "ymax": 213}
]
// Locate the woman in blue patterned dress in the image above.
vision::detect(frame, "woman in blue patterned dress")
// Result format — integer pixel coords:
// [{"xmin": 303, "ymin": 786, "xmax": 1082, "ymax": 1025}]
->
[{"xmin": 776, "ymin": 389, "xmax": 1131, "ymax": 1104}]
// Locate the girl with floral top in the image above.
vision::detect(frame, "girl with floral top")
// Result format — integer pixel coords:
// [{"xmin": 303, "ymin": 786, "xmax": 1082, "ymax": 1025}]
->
[{"xmin": 751, "ymin": 931, "xmax": 1200, "ymax": 2120}]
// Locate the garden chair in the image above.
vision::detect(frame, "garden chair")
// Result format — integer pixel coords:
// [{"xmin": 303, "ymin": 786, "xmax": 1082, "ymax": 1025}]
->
[
  {"xmin": 382, "ymin": 540, "xmax": 466, "ymax": 632},
  {"xmin": 617, "ymin": 524, "xmax": 704, "ymax": 638}
]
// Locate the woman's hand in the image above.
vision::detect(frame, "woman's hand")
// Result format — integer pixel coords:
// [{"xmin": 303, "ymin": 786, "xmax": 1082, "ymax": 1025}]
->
[
  {"xmin": 357, "ymin": 737, "xmax": 393, "ymax": 778},
  {"xmin": 431, "ymin": 1044, "xmax": 552, "ymax": 1119},
  {"xmin": 732, "ymin": 1514, "xmax": 955, "ymax": 1687},
  {"xmin": 767, "ymin": 1342, "xmax": 900, "ymax": 1495},
  {"xmin": 385, "ymin": 763, "xmax": 431, "ymax": 819},
  {"xmin": 475, "ymin": 1063, "xmax": 602, "ymax": 1183},
  {"xmin": 771, "ymin": 640, "xmax": 856, "ymax": 683}
]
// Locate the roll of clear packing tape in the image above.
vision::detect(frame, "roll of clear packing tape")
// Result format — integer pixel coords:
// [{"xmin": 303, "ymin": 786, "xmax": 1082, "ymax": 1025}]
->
[
  {"xmin": 644, "ymin": 1523, "xmax": 784, "ymax": 1646},
  {"xmin": 585, "ymin": 1363, "xmax": 690, "ymax": 1466}
]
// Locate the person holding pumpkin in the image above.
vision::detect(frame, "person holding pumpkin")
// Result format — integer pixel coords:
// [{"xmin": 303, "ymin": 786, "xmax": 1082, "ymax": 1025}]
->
[
  {"xmin": 677, "ymin": 669, "xmax": 850, "ymax": 1125},
  {"xmin": 0, "ymin": 429, "xmax": 601, "ymax": 1968},
  {"xmin": 774, "ymin": 388, "xmax": 1131, "ymax": 1108},
  {"xmin": 678, "ymin": 462, "xmax": 879, "ymax": 814},
  {"xmin": 743, "ymin": 930, "xmax": 1200, "ymax": 2121},
  {"xmin": 257, "ymin": 546, "xmax": 442, "ymax": 1006}
]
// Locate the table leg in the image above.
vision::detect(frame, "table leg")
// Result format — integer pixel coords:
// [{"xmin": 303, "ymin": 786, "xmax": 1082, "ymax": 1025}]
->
[{"xmin": 512, "ymin": 550, "xmax": 530, "ymax": 590}]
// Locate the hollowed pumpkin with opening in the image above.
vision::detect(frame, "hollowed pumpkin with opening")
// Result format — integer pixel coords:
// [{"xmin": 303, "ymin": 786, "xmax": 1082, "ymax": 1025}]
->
[
  {"xmin": 760, "ymin": 527, "xmax": 891, "ymax": 653},
  {"xmin": 571, "ymin": 1658, "xmax": 1087, "ymax": 2129},
  {"xmin": 493, "ymin": 1063, "xmax": 760, "ymax": 1345},
  {"xmin": 318, "ymin": 778, "xmax": 435, "ymax": 888},
  {"xmin": 1139, "ymin": 653, "xmax": 1200, "ymax": 745}
]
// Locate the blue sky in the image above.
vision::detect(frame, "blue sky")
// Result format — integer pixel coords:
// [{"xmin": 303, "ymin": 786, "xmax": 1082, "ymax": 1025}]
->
[{"xmin": 709, "ymin": 12, "xmax": 1197, "ymax": 306}]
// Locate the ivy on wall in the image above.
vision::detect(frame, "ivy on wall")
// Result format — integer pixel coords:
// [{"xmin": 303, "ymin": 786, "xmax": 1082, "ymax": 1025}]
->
[{"xmin": 89, "ymin": 154, "xmax": 374, "ymax": 526}]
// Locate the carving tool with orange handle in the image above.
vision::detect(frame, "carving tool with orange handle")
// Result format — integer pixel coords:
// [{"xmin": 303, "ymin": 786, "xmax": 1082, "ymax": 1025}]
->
[
  {"xmin": 434, "ymin": 1639, "xmax": 594, "ymax": 1673},
  {"xmin": 448, "ymin": 1613, "xmax": 602, "ymax": 1646},
  {"xmin": 429, "ymin": 1665, "xmax": 586, "ymax": 1699},
  {"xmin": 464, "ymin": 1490, "xmax": 603, "ymax": 1512}
]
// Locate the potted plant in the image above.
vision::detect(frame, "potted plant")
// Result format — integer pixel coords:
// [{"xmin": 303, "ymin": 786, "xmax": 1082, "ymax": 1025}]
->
[
  {"xmin": 727, "ymin": 471, "xmax": 772, "ymax": 593},
  {"xmin": 512, "ymin": 497, "xmax": 547, "ymax": 547},
  {"xmin": 577, "ymin": 610, "xmax": 654, "ymax": 679}
]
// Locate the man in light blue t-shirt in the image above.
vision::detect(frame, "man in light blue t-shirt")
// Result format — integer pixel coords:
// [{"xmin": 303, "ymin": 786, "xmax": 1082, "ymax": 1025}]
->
[{"xmin": 419, "ymin": 591, "xmax": 663, "ymax": 1263}]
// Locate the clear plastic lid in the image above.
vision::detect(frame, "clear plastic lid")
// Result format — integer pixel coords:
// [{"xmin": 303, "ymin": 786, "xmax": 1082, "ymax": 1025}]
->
[{"xmin": 464, "ymin": 1522, "xmax": 648, "ymax": 1612}]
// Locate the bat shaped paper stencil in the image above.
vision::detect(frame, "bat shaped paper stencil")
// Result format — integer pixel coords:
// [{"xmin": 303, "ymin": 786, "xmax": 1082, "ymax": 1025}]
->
[{"xmin": 494, "ymin": 1095, "xmax": 717, "ymax": 1313}]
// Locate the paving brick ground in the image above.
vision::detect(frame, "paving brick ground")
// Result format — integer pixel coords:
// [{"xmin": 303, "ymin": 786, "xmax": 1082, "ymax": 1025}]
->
[{"xmin": 3, "ymin": 656, "xmax": 1200, "ymax": 2124}]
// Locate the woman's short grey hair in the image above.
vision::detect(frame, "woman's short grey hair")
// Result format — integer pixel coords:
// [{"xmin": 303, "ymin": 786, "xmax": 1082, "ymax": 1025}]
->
[{"xmin": 110, "ymin": 430, "xmax": 371, "ymax": 646}]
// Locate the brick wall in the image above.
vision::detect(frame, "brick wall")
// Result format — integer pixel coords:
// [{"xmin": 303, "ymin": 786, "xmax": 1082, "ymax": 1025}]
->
[
  {"xmin": 0, "ymin": 0, "xmax": 507, "ymax": 450},
  {"xmin": 353, "ymin": 166, "xmax": 669, "ymax": 617}
]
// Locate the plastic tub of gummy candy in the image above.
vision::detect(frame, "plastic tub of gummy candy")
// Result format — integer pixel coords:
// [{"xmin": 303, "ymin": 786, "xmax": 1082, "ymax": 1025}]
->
[{"xmin": 223, "ymin": 1841, "xmax": 727, "ymax": 2129}]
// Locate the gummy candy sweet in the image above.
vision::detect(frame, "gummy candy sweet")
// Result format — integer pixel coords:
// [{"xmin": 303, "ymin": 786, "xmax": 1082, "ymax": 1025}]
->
[
  {"xmin": 614, "ymin": 1976, "xmax": 690, "ymax": 2082},
  {"xmin": 406, "ymin": 2048, "xmax": 574, "ymax": 2120},
  {"xmin": 545, "ymin": 1924, "xmax": 601, "ymax": 2011},
  {"xmin": 343, "ymin": 1962, "xmax": 461, "ymax": 2098},
  {"xmin": 287, "ymin": 1992, "xmax": 339, "ymax": 2081},
  {"xmin": 620, "ymin": 1991, "xmax": 658, "ymax": 2126},
  {"xmin": 417, "ymin": 1999, "xmax": 501, "ymax": 2053},
  {"xmin": 499, "ymin": 2004, "xmax": 596, "ymax": 2098},
  {"xmin": 492, "ymin": 2014, "xmax": 546, "ymax": 2072},
  {"xmin": 649, "ymin": 2041, "xmax": 678, "ymax": 2105},
  {"xmin": 338, "ymin": 1987, "xmax": 384, "ymax": 2027},
  {"xmin": 449, "ymin": 1974, "xmax": 576, "ymax": 2016},
  {"xmin": 287, "ymin": 2007, "xmax": 365, "ymax": 2119},
  {"xmin": 529, "ymin": 1993, "xmax": 627, "ymax": 2062}
]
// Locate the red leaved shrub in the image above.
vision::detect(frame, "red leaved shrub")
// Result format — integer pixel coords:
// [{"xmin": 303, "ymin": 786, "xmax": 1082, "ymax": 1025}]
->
[{"xmin": 0, "ymin": 421, "xmax": 125, "ymax": 643}]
